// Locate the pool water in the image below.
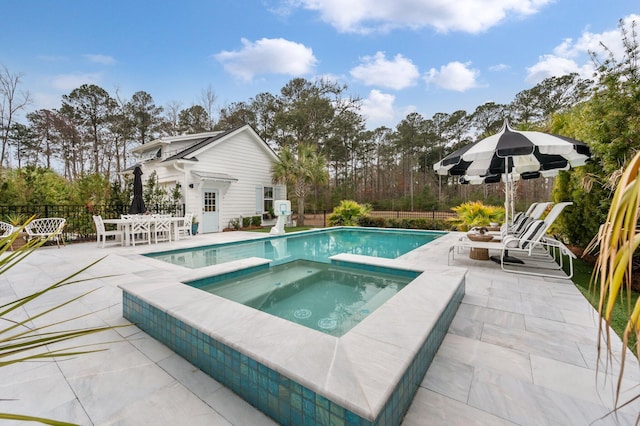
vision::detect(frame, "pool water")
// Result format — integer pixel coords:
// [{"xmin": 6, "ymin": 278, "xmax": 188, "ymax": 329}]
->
[
  {"xmin": 189, "ymin": 260, "xmax": 418, "ymax": 336},
  {"xmin": 146, "ymin": 228, "xmax": 443, "ymax": 268}
]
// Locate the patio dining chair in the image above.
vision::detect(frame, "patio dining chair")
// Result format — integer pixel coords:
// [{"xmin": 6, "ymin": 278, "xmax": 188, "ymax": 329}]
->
[
  {"xmin": 176, "ymin": 212, "xmax": 193, "ymax": 239},
  {"xmin": 153, "ymin": 214, "xmax": 172, "ymax": 243},
  {"xmin": 130, "ymin": 215, "xmax": 151, "ymax": 245},
  {"xmin": 92, "ymin": 215, "xmax": 122, "ymax": 248}
]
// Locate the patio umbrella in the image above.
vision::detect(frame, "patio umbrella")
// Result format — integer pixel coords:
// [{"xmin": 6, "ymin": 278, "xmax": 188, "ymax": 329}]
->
[
  {"xmin": 129, "ymin": 166, "xmax": 147, "ymax": 214},
  {"xmin": 434, "ymin": 120, "xmax": 590, "ymax": 224}
]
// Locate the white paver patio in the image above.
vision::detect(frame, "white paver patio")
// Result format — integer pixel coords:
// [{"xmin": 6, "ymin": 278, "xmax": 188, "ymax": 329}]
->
[{"xmin": 1, "ymin": 230, "xmax": 638, "ymax": 425}]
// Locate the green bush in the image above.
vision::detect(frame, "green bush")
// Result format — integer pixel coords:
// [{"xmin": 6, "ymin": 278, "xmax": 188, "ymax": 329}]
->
[
  {"xmin": 357, "ymin": 216, "xmax": 387, "ymax": 227},
  {"xmin": 449, "ymin": 201, "xmax": 505, "ymax": 231},
  {"xmin": 242, "ymin": 216, "xmax": 252, "ymax": 228},
  {"xmin": 327, "ymin": 200, "xmax": 371, "ymax": 226},
  {"xmin": 251, "ymin": 215, "xmax": 262, "ymax": 227}
]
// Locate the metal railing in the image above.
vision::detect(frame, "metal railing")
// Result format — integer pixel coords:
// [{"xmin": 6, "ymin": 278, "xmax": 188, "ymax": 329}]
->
[{"xmin": 0, "ymin": 204, "xmax": 185, "ymax": 243}]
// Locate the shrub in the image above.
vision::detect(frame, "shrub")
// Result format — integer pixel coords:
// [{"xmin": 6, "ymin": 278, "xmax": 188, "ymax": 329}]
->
[
  {"xmin": 327, "ymin": 200, "xmax": 371, "ymax": 226},
  {"xmin": 357, "ymin": 216, "xmax": 387, "ymax": 228},
  {"xmin": 251, "ymin": 215, "xmax": 262, "ymax": 227},
  {"xmin": 242, "ymin": 216, "xmax": 252, "ymax": 228},
  {"xmin": 449, "ymin": 201, "xmax": 505, "ymax": 231}
]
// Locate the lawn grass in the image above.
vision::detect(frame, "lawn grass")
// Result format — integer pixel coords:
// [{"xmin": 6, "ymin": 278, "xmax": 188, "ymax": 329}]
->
[{"xmin": 567, "ymin": 255, "xmax": 638, "ymax": 355}]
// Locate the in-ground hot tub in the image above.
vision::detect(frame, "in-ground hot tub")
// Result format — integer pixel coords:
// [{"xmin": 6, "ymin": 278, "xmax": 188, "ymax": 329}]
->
[{"xmin": 120, "ymin": 229, "xmax": 465, "ymax": 425}]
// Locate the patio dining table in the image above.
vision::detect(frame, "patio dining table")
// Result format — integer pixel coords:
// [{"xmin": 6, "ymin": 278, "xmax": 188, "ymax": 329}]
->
[{"xmin": 102, "ymin": 216, "xmax": 186, "ymax": 246}]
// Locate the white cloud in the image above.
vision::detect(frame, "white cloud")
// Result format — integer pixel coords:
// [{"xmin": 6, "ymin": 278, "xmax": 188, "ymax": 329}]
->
[
  {"xmin": 287, "ymin": 0, "xmax": 552, "ymax": 34},
  {"xmin": 489, "ymin": 63, "xmax": 510, "ymax": 72},
  {"xmin": 215, "ymin": 38, "xmax": 317, "ymax": 81},
  {"xmin": 424, "ymin": 61, "xmax": 480, "ymax": 91},
  {"xmin": 50, "ymin": 73, "xmax": 102, "ymax": 91},
  {"xmin": 350, "ymin": 52, "xmax": 419, "ymax": 90},
  {"xmin": 526, "ymin": 13, "xmax": 640, "ymax": 84},
  {"xmin": 83, "ymin": 54, "xmax": 116, "ymax": 65},
  {"xmin": 361, "ymin": 89, "xmax": 396, "ymax": 126},
  {"xmin": 525, "ymin": 55, "xmax": 592, "ymax": 84}
]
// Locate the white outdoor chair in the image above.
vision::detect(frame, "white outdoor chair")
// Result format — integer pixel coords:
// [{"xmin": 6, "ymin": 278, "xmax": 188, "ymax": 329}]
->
[
  {"xmin": 130, "ymin": 216, "xmax": 151, "ymax": 245},
  {"xmin": 25, "ymin": 217, "xmax": 66, "ymax": 248},
  {"xmin": 502, "ymin": 202, "xmax": 553, "ymax": 236},
  {"xmin": 0, "ymin": 221, "xmax": 14, "ymax": 237},
  {"xmin": 176, "ymin": 212, "xmax": 193, "ymax": 239},
  {"xmin": 153, "ymin": 214, "xmax": 172, "ymax": 243},
  {"xmin": 450, "ymin": 202, "xmax": 575, "ymax": 278},
  {"xmin": 92, "ymin": 215, "xmax": 122, "ymax": 248}
]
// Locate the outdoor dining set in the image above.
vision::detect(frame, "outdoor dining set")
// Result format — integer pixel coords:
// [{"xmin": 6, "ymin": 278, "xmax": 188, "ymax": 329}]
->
[{"xmin": 92, "ymin": 213, "xmax": 193, "ymax": 247}]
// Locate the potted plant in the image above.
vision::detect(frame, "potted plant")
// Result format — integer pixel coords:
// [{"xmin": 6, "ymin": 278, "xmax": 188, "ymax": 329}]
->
[
  {"xmin": 191, "ymin": 217, "xmax": 199, "ymax": 235},
  {"xmin": 6, "ymin": 213, "xmax": 30, "ymax": 251},
  {"xmin": 449, "ymin": 201, "xmax": 505, "ymax": 231}
]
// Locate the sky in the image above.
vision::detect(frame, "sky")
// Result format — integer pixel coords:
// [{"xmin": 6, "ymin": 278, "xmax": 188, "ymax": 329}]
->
[{"xmin": 2, "ymin": 0, "xmax": 639, "ymax": 130}]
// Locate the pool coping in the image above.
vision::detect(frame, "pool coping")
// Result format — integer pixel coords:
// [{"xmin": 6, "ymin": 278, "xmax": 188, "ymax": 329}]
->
[{"xmin": 118, "ymin": 231, "xmax": 466, "ymax": 422}]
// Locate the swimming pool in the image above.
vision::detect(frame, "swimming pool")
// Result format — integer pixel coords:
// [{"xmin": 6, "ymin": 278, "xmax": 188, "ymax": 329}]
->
[
  {"xmin": 145, "ymin": 227, "xmax": 443, "ymax": 268},
  {"xmin": 188, "ymin": 259, "xmax": 419, "ymax": 336},
  {"xmin": 121, "ymin": 228, "xmax": 464, "ymax": 425}
]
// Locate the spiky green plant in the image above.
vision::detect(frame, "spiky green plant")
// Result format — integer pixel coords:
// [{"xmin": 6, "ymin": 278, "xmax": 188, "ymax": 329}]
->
[
  {"xmin": 327, "ymin": 200, "xmax": 372, "ymax": 226},
  {"xmin": 587, "ymin": 151, "xmax": 640, "ymax": 419},
  {"xmin": 449, "ymin": 201, "xmax": 505, "ymax": 231},
  {"xmin": 0, "ymin": 220, "xmax": 129, "ymax": 424}
]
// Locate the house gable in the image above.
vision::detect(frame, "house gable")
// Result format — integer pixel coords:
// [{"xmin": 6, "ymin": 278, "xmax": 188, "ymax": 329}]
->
[
  {"xmin": 163, "ymin": 125, "xmax": 277, "ymax": 163},
  {"xmin": 127, "ymin": 125, "xmax": 285, "ymax": 233}
]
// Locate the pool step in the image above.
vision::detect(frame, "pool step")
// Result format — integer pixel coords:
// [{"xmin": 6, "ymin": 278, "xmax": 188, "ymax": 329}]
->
[{"xmin": 211, "ymin": 265, "xmax": 323, "ymax": 306}]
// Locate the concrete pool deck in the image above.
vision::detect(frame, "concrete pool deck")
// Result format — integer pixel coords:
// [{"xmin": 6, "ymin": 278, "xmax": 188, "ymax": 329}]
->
[{"xmin": 1, "ymin": 230, "xmax": 639, "ymax": 425}]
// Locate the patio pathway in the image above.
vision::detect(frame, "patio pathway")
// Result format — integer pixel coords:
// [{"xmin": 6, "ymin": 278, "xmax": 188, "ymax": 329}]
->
[{"xmin": 0, "ymin": 231, "xmax": 638, "ymax": 425}]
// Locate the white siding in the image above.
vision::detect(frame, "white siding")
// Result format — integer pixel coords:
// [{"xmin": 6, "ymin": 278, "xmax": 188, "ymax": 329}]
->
[
  {"xmin": 188, "ymin": 129, "xmax": 276, "ymax": 230},
  {"xmin": 136, "ymin": 127, "xmax": 284, "ymax": 232}
]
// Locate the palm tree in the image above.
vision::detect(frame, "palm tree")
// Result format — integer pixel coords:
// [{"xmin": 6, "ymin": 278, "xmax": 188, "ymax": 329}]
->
[
  {"xmin": 590, "ymin": 150, "xmax": 640, "ymax": 416},
  {"xmin": 271, "ymin": 143, "xmax": 328, "ymax": 226}
]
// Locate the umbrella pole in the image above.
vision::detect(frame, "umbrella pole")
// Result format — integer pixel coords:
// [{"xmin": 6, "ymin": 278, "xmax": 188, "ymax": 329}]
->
[{"xmin": 492, "ymin": 157, "xmax": 524, "ymax": 265}]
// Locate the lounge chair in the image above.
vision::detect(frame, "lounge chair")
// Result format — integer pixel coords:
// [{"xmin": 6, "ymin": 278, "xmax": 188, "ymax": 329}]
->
[
  {"xmin": 501, "ymin": 201, "xmax": 553, "ymax": 237},
  {"xmin": 450, "ymin": 202, "xmax": 575, "ymax": 278}
]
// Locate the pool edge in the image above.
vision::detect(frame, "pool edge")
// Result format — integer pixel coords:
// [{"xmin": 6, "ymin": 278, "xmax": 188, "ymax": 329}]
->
[{"xmin": 121, "ymin": 262, "xmax": 466, "ymax": 424}]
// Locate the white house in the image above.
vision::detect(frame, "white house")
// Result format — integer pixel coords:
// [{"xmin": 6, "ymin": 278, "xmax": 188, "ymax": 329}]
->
[{"xmin": 129, "ymin": 125, "xmax": 286, "ymax": 233}]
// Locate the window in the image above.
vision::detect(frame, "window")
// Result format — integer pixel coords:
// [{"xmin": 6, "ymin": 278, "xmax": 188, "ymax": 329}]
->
[{"xmin": 263, "ymin": 186, "xmax": 273, "ymax": 213}]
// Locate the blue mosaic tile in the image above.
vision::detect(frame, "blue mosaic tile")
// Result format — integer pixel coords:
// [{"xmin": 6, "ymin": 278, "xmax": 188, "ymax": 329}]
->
[
  {"xmin": 122, "ymin": 275, "xmax": 464, "ymax": 426},
  {"xmin": 291, "ymin": 408, "xmax": 302, "ymax": 425},
  {"xmin": 302, "ymin": 397, "xmax": 315, "ymax": 417},
  {"xmin": 316, "ymin": 394, "xmax": 330, "ymax": 410},
  {"xmin": 290, "ymin": 392, "xmax": 302, "ymax": 410},
  {"xmin": 316, "ymin": 406, "xmax": 330, "ymax": 424}
]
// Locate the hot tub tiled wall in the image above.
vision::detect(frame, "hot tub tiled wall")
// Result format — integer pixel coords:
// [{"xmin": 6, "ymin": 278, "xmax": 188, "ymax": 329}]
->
[{"xmin": 122, "ymin": 274, "xmax": 464, "ymax": 425}]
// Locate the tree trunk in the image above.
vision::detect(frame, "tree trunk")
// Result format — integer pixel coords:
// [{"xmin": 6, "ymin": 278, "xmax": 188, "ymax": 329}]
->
[{"xmin": 297, "ymin": 196, "xmax": 305, "ymax": 226}]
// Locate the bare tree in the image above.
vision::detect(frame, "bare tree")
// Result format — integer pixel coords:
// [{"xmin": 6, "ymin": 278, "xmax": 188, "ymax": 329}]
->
[
  {"xmin": 199, "ymin": 84, "xmax": 217, "ymax": 130},
  {"xmin": 164, "ymin": 100, "xmax": 183, "ymax": 136},
  {"xmin": 0, "ymin": 65, "xmax": 31, "ymax": 168}
]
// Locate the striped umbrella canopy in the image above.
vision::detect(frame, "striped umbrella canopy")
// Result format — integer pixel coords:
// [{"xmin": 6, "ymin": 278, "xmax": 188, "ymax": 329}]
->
[
  {"xmin": 458, "ymin": 169, "xmax": 562, "ymax": 185},
  {"xmin": 434, "ymin": 120, "xmax": 590, "ymax": 177},
  {"xmin": 434, "ymin": 120, "xmax": 590, "ymax": 223}
]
